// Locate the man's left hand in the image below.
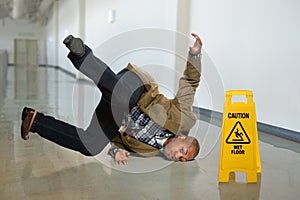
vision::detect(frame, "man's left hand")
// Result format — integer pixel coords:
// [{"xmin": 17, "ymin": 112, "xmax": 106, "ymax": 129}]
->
[{"xmin": 189, "ymin": 33, "xmax": 203, "ymax": 55}]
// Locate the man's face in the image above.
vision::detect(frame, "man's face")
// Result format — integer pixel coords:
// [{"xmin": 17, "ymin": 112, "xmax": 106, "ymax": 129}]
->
[{"xmin": 163, "ymin": 135, "xmax": 197, "ymax": 162}]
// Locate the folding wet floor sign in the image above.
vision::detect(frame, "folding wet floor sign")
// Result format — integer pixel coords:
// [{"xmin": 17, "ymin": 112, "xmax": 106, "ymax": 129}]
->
[{"xmin": 218, "ymin": 90, "xmax": 261, "ymax": 183}]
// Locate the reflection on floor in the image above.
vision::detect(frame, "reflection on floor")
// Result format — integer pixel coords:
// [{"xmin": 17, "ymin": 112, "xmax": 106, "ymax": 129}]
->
[{"xmin": 1, "ymin": 66, "xmax": 300, "ymax": 199}]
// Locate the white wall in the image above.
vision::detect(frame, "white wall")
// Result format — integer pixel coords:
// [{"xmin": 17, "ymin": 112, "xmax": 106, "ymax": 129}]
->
[
  {"xmin": 85, "ymin": 0, "xmax": 178, "ymax": 93},
  {"xmin": 190, "ymin": 0, "xmax": 300, "ymax": 132},
  {"xmin": 45, "ymin": 6, "xmax": 56, "ymax": 66},
  {"xmin": 84, "ymin": 0, "xmax": 177, "ymax": 48},
  {"xmin": 0, "ymin": 18, "xmax": 44, "ymax": 64},
  {"xmin": 58, "ymin": 0, "xmax": 82, "ymax": 73},
  {"xmin": 46, "ymin": 0, "xmax": 82, "ymax": 73},
  {"xmin": 46, "ymin": 0, "xmax": 179, "ymax": 95}
]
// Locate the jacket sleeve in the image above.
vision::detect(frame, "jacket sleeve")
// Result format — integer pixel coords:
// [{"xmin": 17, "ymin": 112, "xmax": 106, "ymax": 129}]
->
[
  {"xmin": 173, "ymin": 53, "xmax": 202, "ymax": 109},
  {"xmin": 110, "ymin": 134, "xmax": 127, "ymax": 150}
]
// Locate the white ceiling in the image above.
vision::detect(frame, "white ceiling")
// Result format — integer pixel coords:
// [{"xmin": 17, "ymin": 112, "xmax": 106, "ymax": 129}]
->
[{"xmin": 0, "ymin": 0, "xmax": 55, "ymax": 23}]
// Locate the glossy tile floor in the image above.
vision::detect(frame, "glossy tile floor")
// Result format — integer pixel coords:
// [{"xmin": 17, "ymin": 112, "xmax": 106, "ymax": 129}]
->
[{"xmin": 1, "ymin": 66, "xmax": 300, "ymax": 200}]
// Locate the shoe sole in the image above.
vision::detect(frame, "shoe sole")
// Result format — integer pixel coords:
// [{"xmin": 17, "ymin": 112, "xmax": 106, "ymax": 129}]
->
[{"xmin": 21, "ymin": 111, "xmax": 37, "ymax": 140}]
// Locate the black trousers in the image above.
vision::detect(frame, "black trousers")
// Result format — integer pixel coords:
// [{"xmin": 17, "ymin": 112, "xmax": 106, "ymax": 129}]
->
[{"xmin": 31, "ymin": 46, "xmax": 145, "ymax": 156}]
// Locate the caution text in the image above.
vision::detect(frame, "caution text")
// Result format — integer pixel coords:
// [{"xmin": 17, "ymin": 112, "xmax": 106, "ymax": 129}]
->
[{"xmin": 228, "ymin": 112, "xmax": 249, "ymax": 119}]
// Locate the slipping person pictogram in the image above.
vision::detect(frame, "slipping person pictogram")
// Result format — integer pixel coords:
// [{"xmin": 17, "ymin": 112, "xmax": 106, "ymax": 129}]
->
[{"xmin": 226, "ymin": 121, "xmax": 251, "ymax": 144}]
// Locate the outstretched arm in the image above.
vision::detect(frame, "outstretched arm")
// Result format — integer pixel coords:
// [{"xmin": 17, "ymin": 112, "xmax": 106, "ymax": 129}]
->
[{"xmin": 174, "ymin": 33, "xmax": 203, "ymax": 108}]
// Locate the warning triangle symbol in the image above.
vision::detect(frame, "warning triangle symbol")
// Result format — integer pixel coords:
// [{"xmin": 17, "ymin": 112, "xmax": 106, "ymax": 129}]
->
[{"xmin": 226, "ymin": 121, "xmax": 251, "ymax": 144}]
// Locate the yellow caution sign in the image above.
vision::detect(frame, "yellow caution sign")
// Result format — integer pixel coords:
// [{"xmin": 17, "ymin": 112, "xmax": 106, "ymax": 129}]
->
[{"xmin": 219, "ymin": 90, "xmax": 261, "ymax": 183}]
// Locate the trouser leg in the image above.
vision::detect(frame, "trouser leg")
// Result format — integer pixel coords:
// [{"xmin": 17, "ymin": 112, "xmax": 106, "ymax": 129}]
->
[
  {"xmin": 32, "ymin": 47, "xmax": 144, "ymax": 156},
  {"xmin": 99, "ymin": 67, "xmax": 145, "ymax": 108},
  {"xmin": 32, "ymin": 112, "xmax": 93, "ymax": 156},
  {"xmin": 95, "ymin": 67, "xmax": 145, "ymax": 134},
  {"xmin": 32, "ymin": 76, "xmax": 143, "ymax": 157},
  {"xmin": 68, "ymin": 46, "xmax": 145, "ymax": 109},
  {"xmin": 32, "ymin": 105, "xmax": 112, "ymax": 156}
]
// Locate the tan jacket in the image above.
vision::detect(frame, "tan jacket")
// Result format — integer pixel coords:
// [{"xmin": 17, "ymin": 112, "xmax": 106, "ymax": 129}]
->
[{"xmin": 111, "ymin": 54, "xmax": 201, "ymax": 156}]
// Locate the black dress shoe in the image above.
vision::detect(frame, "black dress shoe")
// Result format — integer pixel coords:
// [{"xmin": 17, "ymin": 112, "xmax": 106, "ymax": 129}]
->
[
  {"xmin": 63, "ymin": 35, "xmax": 85, "ymax": 57},
  {"xmin": 21, "ymin": 107, "xmax": 37, "ymax": 140}
]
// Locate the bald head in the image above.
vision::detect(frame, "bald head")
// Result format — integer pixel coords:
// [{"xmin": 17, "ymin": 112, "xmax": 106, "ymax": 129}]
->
[
  {"xmin": 163, "ymin": 135, "xmax": 200, "ymax": 162},
  {"xmin": 188, "ymin": 137, "xmax": 200, "ymax": 160}
]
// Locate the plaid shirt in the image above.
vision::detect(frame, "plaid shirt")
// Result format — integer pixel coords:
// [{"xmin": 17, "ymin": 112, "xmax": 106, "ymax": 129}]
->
[{"xmin": 120, "ymin": 106, "xmax": 174, "ymax": 149}]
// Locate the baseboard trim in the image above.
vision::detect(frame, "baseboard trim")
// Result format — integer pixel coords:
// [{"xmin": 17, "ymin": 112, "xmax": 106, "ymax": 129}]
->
[
  {"xmin": 8, "ymin": 63, "xmax": 77, "ymax": 79},
  {"xmin": 193, "ymin": 107, "xmax": 300, "ymax": 143},
  {"xmin": 39, "ymin": 64, "xmax": 77, "ymax": 78}
]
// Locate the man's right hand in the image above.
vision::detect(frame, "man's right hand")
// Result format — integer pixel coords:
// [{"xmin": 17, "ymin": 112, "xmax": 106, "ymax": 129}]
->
[{"xmin": 114, "ymin": 149, "xmax": 130, "ymax": 165}]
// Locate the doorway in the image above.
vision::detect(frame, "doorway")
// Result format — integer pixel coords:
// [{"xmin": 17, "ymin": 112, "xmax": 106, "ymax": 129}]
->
[
  {"xmin": 14, "ymin": 39, "xmax": 38, "ymax": 67},
  {"xmin": 13, "ymin": 39, "xmax": 39, "ymax": 99}
]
